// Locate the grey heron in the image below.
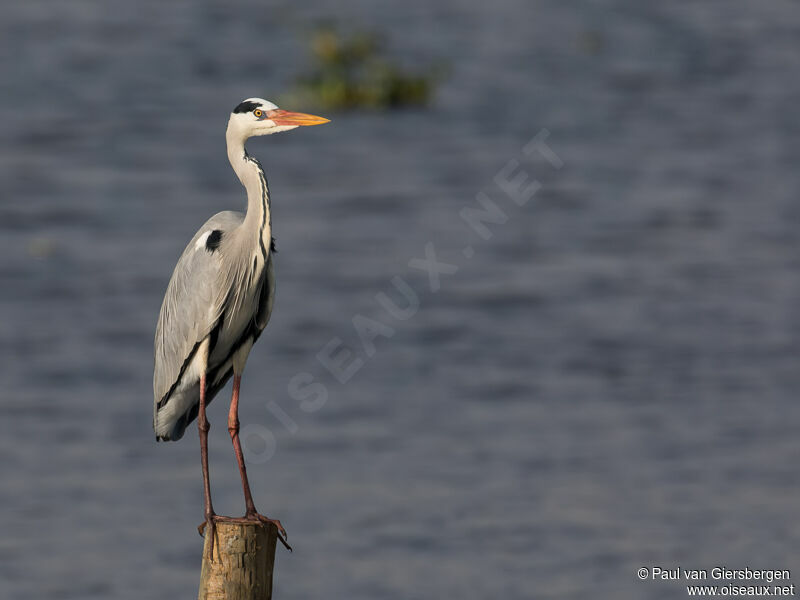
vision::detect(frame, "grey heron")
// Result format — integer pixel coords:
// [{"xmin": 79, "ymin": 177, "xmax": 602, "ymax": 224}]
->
[{"xmin": 153, "ymin": 98, "xmax": 328, "ymax": 555}]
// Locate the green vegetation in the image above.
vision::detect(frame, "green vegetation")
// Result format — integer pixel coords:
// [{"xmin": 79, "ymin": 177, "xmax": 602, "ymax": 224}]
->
[{"xmin": 287, "ymin": 26, "xmax": 443, "ymax": 110}]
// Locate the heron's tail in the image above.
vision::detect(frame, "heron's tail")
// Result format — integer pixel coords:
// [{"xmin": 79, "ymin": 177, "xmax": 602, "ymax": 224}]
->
[
  {"xmin": 155, "ymin": 411, "xmax": 192, "ymax": 442},
  {"xmin": 153, "ymin": 392, "xmax": 197, "ymax": 442},
  {"xmin": 153, "ymin": 368, "xmax": 232, "ymax": 442}
]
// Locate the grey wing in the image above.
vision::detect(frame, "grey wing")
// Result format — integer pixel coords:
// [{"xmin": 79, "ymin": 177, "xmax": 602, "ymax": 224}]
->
[
  {"xmin": 254, "ymin": 252, "xmax": 276, "ymax": 332},
  {"xmin": 153, "ymin": 211, "xmax": 244, "ymax": 418}
]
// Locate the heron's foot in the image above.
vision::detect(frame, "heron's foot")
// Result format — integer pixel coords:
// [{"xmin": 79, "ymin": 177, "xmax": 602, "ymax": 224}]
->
[
  {"xmin": 198, "ymin": 514, "xmax": 292, "ymax": 552},
  {"xmin": 197, "ymin": 513, "xmax": 219, "ymax": 560},
  {"xmin": 246, "ymin": 512, "xmax": 292, "ymax": 552}
]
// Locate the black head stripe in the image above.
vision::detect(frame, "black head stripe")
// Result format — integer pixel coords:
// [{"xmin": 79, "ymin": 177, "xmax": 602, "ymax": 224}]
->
[{"xmin": 233, "ymin": 100, "xmax": 261, "ymax": 114}]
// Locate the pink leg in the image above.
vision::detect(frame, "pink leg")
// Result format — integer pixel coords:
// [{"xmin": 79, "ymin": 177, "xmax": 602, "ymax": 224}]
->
[
  {"xmin": 198, "ymin": 372, "xmax": 217, "ymax": 559},
  {"xmin": 228, "ymin": 374, "xmax": 291, "ymax": 550}
]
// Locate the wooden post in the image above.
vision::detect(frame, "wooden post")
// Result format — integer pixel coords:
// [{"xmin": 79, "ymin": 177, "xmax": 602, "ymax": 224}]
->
[{"xmin": 198, "ymin": 521, "xmax": 278, "ymax": 600}]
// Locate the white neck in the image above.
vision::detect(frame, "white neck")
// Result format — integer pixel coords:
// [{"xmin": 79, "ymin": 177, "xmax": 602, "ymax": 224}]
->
[{"xmin": 226, "ymin": 126, "xmax": 271, "ymax": 255}]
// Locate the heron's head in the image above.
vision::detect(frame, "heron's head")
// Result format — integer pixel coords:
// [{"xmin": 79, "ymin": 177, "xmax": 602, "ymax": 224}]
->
[{"xmin": 227, "ymin": 98, "xmax": 329, "ymax": 140}]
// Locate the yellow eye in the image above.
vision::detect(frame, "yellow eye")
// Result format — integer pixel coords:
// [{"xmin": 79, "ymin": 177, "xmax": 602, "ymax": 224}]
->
[{"xmin": 254, "ymin": 109, "xmax": 263, "ymax": 118}]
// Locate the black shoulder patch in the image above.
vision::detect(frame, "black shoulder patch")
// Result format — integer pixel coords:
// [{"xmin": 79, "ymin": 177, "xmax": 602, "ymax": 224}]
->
[
  {"xmin": 206, "ymin": 230, "xmax": 223, "ymax": 252},
  {"xmin": 270, "ymin": 237, "xmax": 277, "ymax": 254},
  {"xmin": 233, "ymin": 100, "xmax": 260, "ymax": 114}
]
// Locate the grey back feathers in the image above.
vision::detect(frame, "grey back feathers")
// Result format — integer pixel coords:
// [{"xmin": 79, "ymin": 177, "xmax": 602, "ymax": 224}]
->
[{"xmin": 153, "ymin": 207, "xmax": 275, "ymax": 441}]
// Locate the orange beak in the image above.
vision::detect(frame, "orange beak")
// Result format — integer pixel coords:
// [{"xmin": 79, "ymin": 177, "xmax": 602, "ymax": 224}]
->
[{"xmin": 267, "ymin": 109, "xmax": 330, "ymax": 127}]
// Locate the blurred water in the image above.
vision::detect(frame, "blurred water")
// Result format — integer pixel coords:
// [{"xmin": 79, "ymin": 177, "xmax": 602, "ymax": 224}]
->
[{"xmin": 1, "ymin": 1, "xmax": 799, "ymax": 599}]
